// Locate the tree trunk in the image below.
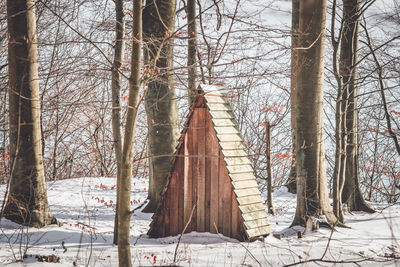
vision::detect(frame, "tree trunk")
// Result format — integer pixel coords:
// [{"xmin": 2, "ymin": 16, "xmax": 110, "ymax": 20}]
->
[
  {"xmin": 3, "ymin": 0, "xmax": 56, "ymax": 228},
  {"xmin": 331, "ymin": 0, "xmax": 347, "ymax": 222},
  {"xmin": 291, "ymin": 0, "xmax": 338, "ymax": 229},
  {"xmin": 142, "ymin": 0, "xmax": 180, "ymax": 213},
  {"xmin": 112, "ymin": 0, "xmax": 126, "ymax": 245},
  {"xmin": 187, "ymin": 0, "xmax": 198, "ymax": 105},
  {"xmin": 332, "ymin": 84, "xmax": 347, "ymax": 223},
  {"xmin": 340, "ymin": 0, "xmax": 375, "ymax": 213},
  {"xmin": 286, "ymin": 0, "xmax": 300, "ymax": 194},
  {"xmin": 117, "ymin": 0, "xmax": 142, "ymax": 265},
  {"xmin": 265, "ymin": 121, "xmax": 276, "ymax": 215}
]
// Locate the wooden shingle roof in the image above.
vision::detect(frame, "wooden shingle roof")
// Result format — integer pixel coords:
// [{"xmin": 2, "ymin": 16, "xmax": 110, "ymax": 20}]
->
[{"xmin": 203, "ymin": 90, "xmax": 271, "ymax": 238}]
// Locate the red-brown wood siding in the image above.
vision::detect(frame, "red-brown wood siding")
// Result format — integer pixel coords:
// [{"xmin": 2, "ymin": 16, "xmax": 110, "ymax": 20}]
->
[{"xmin": 148, "ymin": 102, "xmax": 246, "ymax": 241}]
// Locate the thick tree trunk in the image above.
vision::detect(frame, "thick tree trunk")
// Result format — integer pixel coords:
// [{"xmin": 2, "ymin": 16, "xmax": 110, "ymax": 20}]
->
[
  {"xmin": 291, "ymin": 0, "xmax": 337, "ymax": 229},
  {"xmin": 142, "ymin": 0, "xmax": 180, "ymax": 213},
  {"xmin": 4, "ymin": 0, "xmax": 56, "ymax": 228},
  {"xmin": 287, "ymin": 0, "xmax": 300, "ymax": 194},
  {"xmin": 187, "ymin": 0, "xmax": 198, "ymax": 105},
  {"xmin": 112, "ymin": 0, "xmax": 126, "ymax": 245},
  {"xmin": 339, "ymin": 0, "xmax": 375, "ymax": 213},
  {"xmin": 117, "ymin": 0, "xmax": 142, "ymax": 266},
  {"xmin": 331, "ymin": 0, "xmax": 347, "ymax": 221},
  {"xmin": 332, "ymin": 86, "xmax": 347, "ymax": 222}
]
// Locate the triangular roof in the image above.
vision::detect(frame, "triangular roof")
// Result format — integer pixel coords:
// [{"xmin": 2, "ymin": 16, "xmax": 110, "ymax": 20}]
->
[{"xmin": 147, "ymin": 85, "xmax": 271, "ymax": 241}]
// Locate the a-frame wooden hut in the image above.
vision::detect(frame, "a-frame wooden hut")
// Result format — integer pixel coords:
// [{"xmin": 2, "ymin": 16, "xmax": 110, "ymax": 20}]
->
[{"xmin": 147, "ymin": 85, "xmax": 271, "ymax": 241}]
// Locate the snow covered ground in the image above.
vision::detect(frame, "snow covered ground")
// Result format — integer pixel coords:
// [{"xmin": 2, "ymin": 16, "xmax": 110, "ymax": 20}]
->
[{"xmin": 0, "ymin": 177, "xmax": 399, "ymax": 266}]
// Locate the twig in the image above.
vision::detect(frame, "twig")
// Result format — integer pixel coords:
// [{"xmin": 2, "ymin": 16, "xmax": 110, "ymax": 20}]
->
[
  {"xmin": 283, "ymin": 257, "xmax": 390, "ymax": 267},
  {"xmin": 173, "ymin": 202, "xmax": 197, "ymax": 263},
  {"xmin": 294, "ymin": 32, "xmax": 322, "ymax": 50},
  {"xmin": 129, "ymin": 199, "xmax": 148, "ymax": 215},
  {"xmin": 213, "ymin": 223, "xmax": 262, "ymax": 267}
]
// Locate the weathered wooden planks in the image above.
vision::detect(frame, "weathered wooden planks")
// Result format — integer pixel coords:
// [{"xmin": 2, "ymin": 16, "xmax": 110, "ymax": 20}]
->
[
  {"xmin": 238, "ymin": 203, "xmax": 266, "ymax": 214},
  {"xmin": 169, "ymin": 165, "xmax": 178, "ymax": 235},
  {"xmin": 231, "ymin": 192, "xmax": 240, "ymax": 240},
  {"xmin": 230, "ymin": 172, "xmax": 257, "ymax": 181},
  {"xmin": 221, "ymin": 149, "xmax": 248, "ymax": 158},
  {"xmin": 183, "ymin": 124, "xmax": 193, "ymax": 232},
  {"xmin": 177, "ymin": 154, "xmax": 184, "ymax": 232},
  {"xmin": 211, "ymin": 118, "xmax": 236, "ymax": 127},
  {"xmin": 241, "ymin": 210, "xmax": 269, "ymax": 221},
  {"xmin": 209, "ymin": 110, "xmax": 234, "ymax": 119},
  {"xmin": 232, "ymin": 179, "xmax": 259, "ymax": 189},
  {"xmin": 220, "ymin": 154, "xmax": 232, "ymax": 237},
  {"xmin": 204, "ymin": 94, "xmax": 227, "ymax": 104},
  {"xmin": 214, "ymin": 126, "xmax": 240, "ymax": 135},
  {"xmin": 244, "ymin": 218, "xmax": 270, "ymax": 230},
  {"xmin": 207, "ymin": 116, "xmax": 219, "ymax": 233},
  {"xmin": 227, "ymin": 164, "xmax": 254, "ymax": 174},
  {"xmin": 207, "ymin": 103, "xmax": 231, "ymax": 111},
  {"xmin": 217, "ymin": 134, "xmax": 242, "ymax": 142},
  {"xmin": 224, "ymin": 156, "xmax": 251, "ymax": 166},
  {"xmin": 234, "ymin": 188, "xmax": 261, "ymax": 198},
  {"xmin": 219, "ymin": 141, "xmax": 246, "ymax": 150},
  {"xmin": 237, "ymin": 195, "xmax": 264, "ymax": 206},
  {"xmin": 246, "ymin": 225, "xmax": 272, "ymax": 237},
  {"xmin": 197, "ymin": 108, "xmax": 207, "ymax": 232},
  {"xmin": 191, "ymin": 109, "xmax": 198, "ymax": 231}
]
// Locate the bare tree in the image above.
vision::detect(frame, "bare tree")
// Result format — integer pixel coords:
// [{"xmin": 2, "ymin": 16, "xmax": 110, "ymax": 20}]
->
[
  {"xmin": 142, "ymin": 0, "xmax": 180, "ymax": 213},
  {"xmin": 292, "ymin": 0, "xmax": 338, "ymax": 229},
  {"xmin": 3, "ymin": 0, "xmax": 56, "ymax": 227},
  {"xmin": 331, "ymin": 0, "xmax": 348, "ymax": 223},
  {"xmin": 286, "ymin": 0, "xmax": 299, "ymax": 194},
  {"xmin": 111, "ymin": 0, "xmax": 126, "ymax": 246},
  {"xmin": 265, "ymin": 120, "xmax": 276, "ymax": 215},
  {"xmin": 117, "ymin": 0, "xmax": 142, "ymax": 265},
  {"xmin": 339, "ymin": 0, "xmax": 374, "ymax": 213},
  {"xmin": 187, "ymin": 0, "xmax": 198, "ymax": 104}
]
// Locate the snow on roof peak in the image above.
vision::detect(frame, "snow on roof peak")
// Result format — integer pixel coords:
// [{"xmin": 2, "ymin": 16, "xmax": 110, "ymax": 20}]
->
[{"xmin": 199, "ymin": 84, "xmax": 230, "ymax": 96}]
